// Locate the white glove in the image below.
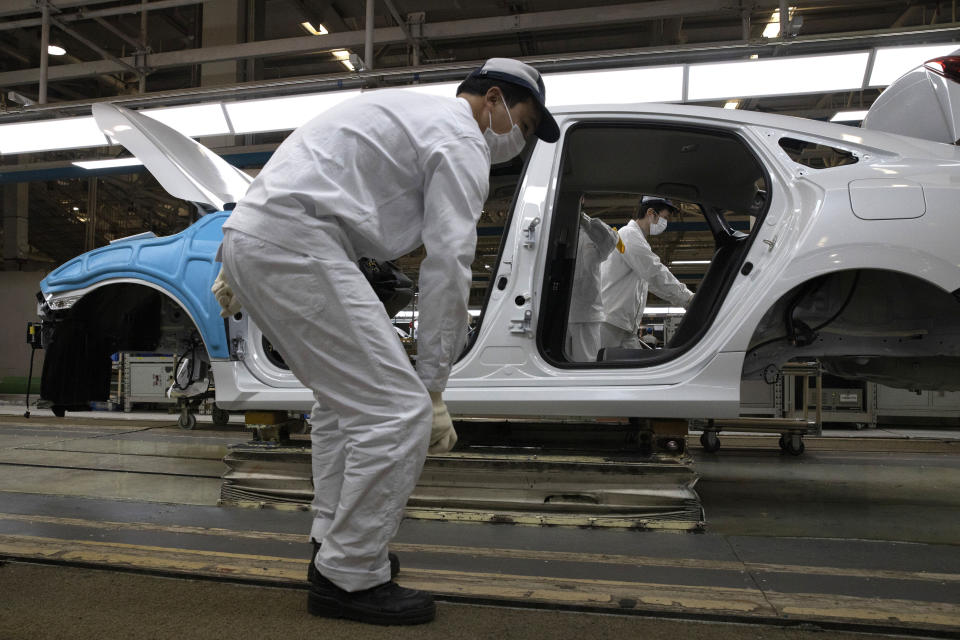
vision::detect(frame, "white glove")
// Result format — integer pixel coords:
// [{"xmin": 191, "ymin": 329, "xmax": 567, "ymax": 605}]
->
[
  {"xmin": 427, "ymin": 391, "xmax": 457, "ymax": 454},
  {"xmin": 211, "ymin": 267, "xmax": 242, "ymax": 318}
]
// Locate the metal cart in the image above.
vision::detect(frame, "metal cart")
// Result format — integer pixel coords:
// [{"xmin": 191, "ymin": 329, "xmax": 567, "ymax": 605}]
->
[{"xmin": 698, "ymin": 361, "xmax": 823, "ymax": 455}]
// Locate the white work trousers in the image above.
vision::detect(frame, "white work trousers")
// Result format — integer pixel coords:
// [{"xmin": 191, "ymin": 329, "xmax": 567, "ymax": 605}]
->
[
  {"xmin": 600, "ymin": 322, "xmax": 641, "ymax": 350},
  {"xmin": 220, "ymin": 229, "xmax": 432, "ymax": 592},
  {"xmin": 566, "ymin": 321, "xmax": 603, "ymax": 362}
]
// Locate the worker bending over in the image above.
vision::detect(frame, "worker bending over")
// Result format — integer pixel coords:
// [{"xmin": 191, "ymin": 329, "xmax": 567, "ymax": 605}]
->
[
  {"xmin": 600, "ymin": 196, "xmax": 694, "ymax": 349},
  {"xmin": 213, "ymin": 58, "xmax": 558, "ymax": 625}
]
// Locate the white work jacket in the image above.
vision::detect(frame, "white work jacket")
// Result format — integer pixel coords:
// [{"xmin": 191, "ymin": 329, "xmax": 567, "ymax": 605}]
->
[
  {"xmin": 224, "ymin": 90, "xmax": 491, "ymax": 391},
  {"xmin": 600, "ymin": 219, "xmax": 694, "ymax": 333},
  {"xmin": 568, "ymin": 213, "xmax": 619, "ymax": 324}
]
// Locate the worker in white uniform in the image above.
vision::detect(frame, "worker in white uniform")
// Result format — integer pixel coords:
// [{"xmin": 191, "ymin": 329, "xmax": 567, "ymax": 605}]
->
[
  {"xmin": 211, "ymin": 58, "xmax": 558, "ymax": 626},
  {"xmin": 600, "ymin": 196, "xmax": 694, "ymax": 349},
  {"xmin": 566, "ymin": 200, "xmax": 621, "ymax": 362}
]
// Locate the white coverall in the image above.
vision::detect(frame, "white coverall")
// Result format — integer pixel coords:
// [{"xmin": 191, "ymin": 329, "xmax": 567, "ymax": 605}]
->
[
  {"xmin": 599, "ymin": 218, "xmax": 694, "ymax": 349},
  {"xmin": 566, "ymin": 213, "xmax": 619, "ymax": 362},
  {"xmin": 219, "ymin": 90, "xmax": 490, "ymax": 592}
]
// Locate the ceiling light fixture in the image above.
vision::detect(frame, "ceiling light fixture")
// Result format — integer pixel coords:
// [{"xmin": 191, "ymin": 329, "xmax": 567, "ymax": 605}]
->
[
  {"xmin": 0, "ymin": 116, "xmax": 109, "ymax": 154},
  {"xmin": 47, "ymin": 44, "xmax": 66, "ymax": 56},
  {"xmin": 331, "ymin": 49, "xmax": 355, "ymax": 71},
  {"xmin": 300, "ymin": 21, "xmax": 329, "ymax": 36},
  {"xmin": 868, "ymin": 44, "xmax": 960, "ymax": 86},
  {"xmin": 72, "ymin": 157, "xmax": 145, "ymax": 170},
  {"xmin": 723, "ymin": 100, "xmax": 740, "ymax": 109},
  {"xmin": 224, "ymin": 91, "xmax": 360, "ymax": 134},
  {"xmin": 544, "ymin": 65, "xmax": 684, "ymax": 106},
  {"xmin": 688, "ymin": 52, "xmax": 869, "ymax": 101},
  {"xmin": 762, "ymin": 7, "xmax": 795, "ymax": 39},
  {"xmin": 140, "ymin": 103, "xmax": 232, "ymax": 138}
]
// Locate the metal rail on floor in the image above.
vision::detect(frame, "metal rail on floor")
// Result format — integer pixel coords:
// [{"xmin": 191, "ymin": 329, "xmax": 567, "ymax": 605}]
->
[{"xmin": 220, "ymin": 445, "xmax": 704, "ymax": 530}]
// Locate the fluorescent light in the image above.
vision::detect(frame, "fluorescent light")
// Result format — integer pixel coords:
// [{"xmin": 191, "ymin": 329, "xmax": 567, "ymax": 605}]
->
[
  {"xmin": 301, "ymin": 21, "xmax": 328, "ymax": 36},
  {"xmin": 72, "ymin": 157, "xmax": 144, "ymax": 169},
  {"xmin": 0, "ymin": 116, "xmax": 108, "ymax": 154},
  {"xmin": 47, "ymin": 44, "xmax": 66, "ymax": 56},
  {"xmin": 403, "ymin": 82, "xmax": 459, "ymax": 97},
  {"xmin": 644, "ymin": 307, "xmax": 687, "ymax": 315},
  {"xmin": 723, "ymin": 100, "xmax": 740, "ymax": 109},
  {"xmin": 141, "ymin": 103, "xmax": 232, "ymax": 137},
  {"xmin": 671, "ymin": 260, "xmax": 711, "ymax": 265},
  {"xmin": 688, "ymin": 52, "xmax": 869, "ymax": 101},
  {"xmin": 868, "ymin": 44, "xmax": 960, "ymax": 86},
  {"xmin": 392, "ymin": 309, "xmax": 482, "ymax": 321},
  {"xmin": 544, "ymin": 66, "xmax": 684, "ymax": 106},
  {"xmin": 762, "ymin": 7, "xmax": 794, "ymax": 39},
  {"xmin": 224, "ymin": 91, "xmax": 359, "ymax": 134},
  {"xmin": 331, "ymin": 49, "xmax": 355, "ymax": 71},
  {"xmin": 830, "ymin": 110, "xmax": 869, "ymax": 122}
]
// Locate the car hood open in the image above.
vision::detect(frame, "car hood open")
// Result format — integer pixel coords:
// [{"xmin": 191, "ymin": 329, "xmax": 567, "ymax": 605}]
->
[{"xmin": 92, "ymin": 102, "xmax": 253, "ymax": 213}]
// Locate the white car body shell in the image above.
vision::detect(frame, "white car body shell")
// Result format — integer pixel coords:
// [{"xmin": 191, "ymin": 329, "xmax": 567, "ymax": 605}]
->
[
  {"xmin": 205, "ymin": 102, "xmax": 960, "ymax": 418},
  {"xmin": 45, "ymin": 65, "xmax": 960, "ymax": 420}
]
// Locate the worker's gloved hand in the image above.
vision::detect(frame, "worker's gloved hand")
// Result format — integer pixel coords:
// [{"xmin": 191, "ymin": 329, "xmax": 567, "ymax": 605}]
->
[
  {"xmin": 427, "ymin": 391, "xmax": 457, "ymax": 454},
  {"xmin": 211, "ymin": 267, "xmax": 242, "ymax": 318},
  {"xmin": 580, "ymin": 211, "xmax": 619, "ymax": 256}
]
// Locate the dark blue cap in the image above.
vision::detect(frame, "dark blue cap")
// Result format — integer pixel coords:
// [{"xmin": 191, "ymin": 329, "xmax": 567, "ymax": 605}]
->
[{"xmin": 468, "ymin": 58, "xmax": 559, "ymax": 143}]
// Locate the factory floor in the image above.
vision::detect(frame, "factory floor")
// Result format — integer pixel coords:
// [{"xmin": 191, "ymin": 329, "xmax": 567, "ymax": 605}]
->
[{"xmin": 0, "ymin": 405, "xmax": 958, "ymax": 639}]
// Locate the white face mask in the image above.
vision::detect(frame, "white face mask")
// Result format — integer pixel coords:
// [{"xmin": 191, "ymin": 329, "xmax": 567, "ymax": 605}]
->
[
  {"xmin": 483, "ymin": 98, "xmax": 526, "ymax": 164},
  {"xmin": 649, "ymin": 214, "xmax": 668, "ymax": 236}
]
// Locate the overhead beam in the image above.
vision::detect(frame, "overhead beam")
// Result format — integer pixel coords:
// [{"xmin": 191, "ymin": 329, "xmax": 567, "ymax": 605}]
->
[
  {"xmin": 382, "ymin": 0, "xmax": 437, "ymax": 62},
  {"xmin": 0, "ymin": 0, "xmax": 124, "ymax": 18},
  {"xmin": 50, "ymin": 15, "xmax": 142, "ymax": 76},
  {"xmin": 1, "ymin": 20, "xmax": 957, "ymax": 112},
  {"xmin": 0, "ymin": 0, "xmax": 738, "ymax": 86},
  {"xmin": 0, "ymin": 0, "xmax": 209, "ymax": 32}
]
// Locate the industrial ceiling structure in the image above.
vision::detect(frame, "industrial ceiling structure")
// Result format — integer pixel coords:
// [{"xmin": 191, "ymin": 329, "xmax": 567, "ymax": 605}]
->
[{"xmin": 1, "ymin": 0, "xmax": 958, "ymax": 307}]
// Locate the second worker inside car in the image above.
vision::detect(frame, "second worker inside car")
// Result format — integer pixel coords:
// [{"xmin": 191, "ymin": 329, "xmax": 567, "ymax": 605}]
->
[{"xmin": 599, "ymin": 196, "xmax": 695, "ymax": 350}]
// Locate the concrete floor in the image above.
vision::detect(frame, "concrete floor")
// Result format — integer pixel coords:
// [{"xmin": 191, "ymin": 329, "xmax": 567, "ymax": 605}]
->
[
  {"xmin": 1, "ymin": 561, "xmax": 937, "ymax": 640},
  {"xmin": 0, "ymin": 407, "xmax": 958, "ymax": 638}
]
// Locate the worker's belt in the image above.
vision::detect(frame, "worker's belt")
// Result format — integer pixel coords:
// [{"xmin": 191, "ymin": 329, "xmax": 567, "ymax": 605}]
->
[{"xmin": 358, "ymin": 257, "xmax": 415, "ymax": 318}]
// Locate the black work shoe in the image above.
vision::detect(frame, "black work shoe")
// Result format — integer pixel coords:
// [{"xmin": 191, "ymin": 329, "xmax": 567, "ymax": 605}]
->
[
  {"xmin": 309, "ymin": 541, "xmax": 399, "ymax": 581},
  {"xmin": 308, "ymin": 571, "xmax": 436, "ymax": 625}
]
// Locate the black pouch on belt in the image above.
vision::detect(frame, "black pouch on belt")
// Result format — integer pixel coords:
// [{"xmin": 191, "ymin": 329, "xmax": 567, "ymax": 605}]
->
[{"xmin": 357, "ymin": 257, "xmax": 415, "ymax": 318}]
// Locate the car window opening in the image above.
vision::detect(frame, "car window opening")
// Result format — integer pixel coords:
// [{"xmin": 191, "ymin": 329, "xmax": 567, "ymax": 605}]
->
[
  {"xmin": 778, "ymin": 137, "xmax": 859, "ymax": 169},
  {"xmin": 538, "ymin": 121, "xmax": 770, "ymax": 368}
]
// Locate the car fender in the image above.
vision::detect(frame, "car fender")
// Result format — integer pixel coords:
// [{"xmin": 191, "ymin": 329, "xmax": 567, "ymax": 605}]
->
[
  {"xmin": 40, "ymin": 212, "xmax": 229, "ymax": 358},
  {"xmin": 723, "ymin": 243, "xmax": 960, "ymax": 355}
]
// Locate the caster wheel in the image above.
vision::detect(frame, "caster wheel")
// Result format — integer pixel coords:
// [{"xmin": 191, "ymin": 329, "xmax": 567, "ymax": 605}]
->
[
  {"xmin": 212, "ymin": 406, "xmax": 230, "ymax": 426},
  {"xmin": 178, "ymin": 412, "xmax": 197, "ymax": 430},
  {"xmin": 700, "ymin": 431, "xmax": 721, "ymax": 453},
  {"xmin": 52, "ymin": 406, "xmax": 66, "ymax": 418},
  {"xmin": 784, "ymin": 435, "xmax": 805, "ymax": 456},
  {"xmin": 778, "ymin": 434, "xmax": 788, "ymax": 450}
]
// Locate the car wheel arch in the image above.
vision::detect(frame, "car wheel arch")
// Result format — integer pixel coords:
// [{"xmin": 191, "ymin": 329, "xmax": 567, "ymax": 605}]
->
[{"xmin": 740, "ymin": 267, "xmax": 960, "ymax": 387}]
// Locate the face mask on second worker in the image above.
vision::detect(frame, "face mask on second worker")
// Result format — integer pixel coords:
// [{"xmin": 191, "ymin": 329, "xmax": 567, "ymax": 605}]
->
[
  {"xmin": 483, "ymin": 96, "xmax": 526, "ymax": 164},
  {"xmin": 649, "ymin": 212, "xmax": 669, "ymax": 236}
]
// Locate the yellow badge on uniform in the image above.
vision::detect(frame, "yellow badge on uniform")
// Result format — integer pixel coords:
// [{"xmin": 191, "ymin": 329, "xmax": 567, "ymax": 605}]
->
[{"xmin": 615, "ymin": 232, "xmax": 625, "ymax": 254}]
